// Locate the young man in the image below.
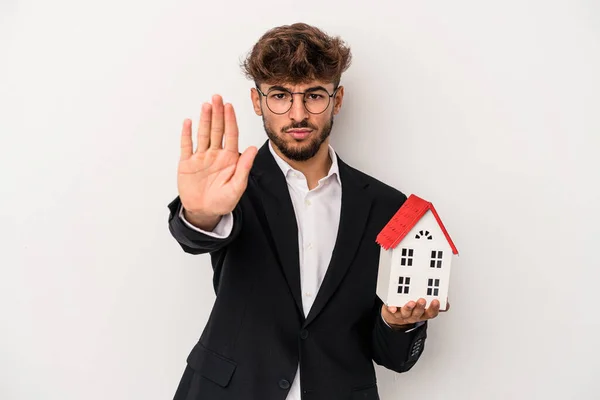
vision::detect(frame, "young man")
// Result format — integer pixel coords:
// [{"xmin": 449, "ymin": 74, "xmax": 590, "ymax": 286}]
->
[{"xmin": 169, "ymin": 23, "xmax": 442, "ymax": 400}]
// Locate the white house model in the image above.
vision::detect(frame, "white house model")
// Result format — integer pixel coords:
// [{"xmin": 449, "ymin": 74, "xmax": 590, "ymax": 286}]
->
[{"xmin": 376, "ymin": 194, "xmax": 458, "ymax": 310}]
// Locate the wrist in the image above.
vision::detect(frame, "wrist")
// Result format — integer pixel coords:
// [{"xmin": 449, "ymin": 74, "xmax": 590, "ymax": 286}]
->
[
  {"xmin": 389, "ymin": 322, "xmax": 415, "ymax": 330},
  {"xmin": 382, "ymin": 315, "xmax": 415, "ymax": 330},
  {"xmin": 183, "ymin": 208, "xmax": 222, "ymax": 231}
]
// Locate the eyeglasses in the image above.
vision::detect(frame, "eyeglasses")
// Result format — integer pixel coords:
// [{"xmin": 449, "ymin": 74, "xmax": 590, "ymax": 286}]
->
[{"xmin": 256, "ymin": 85, "xmax": 339, "ymax": 115}]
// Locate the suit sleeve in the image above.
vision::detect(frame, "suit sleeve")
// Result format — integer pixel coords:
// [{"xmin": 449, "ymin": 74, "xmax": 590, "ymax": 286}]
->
[
  {"xmin": 179, "ymin": 204, "xmax": 233, "ymax": 238},
  {"xmin": 167, "ymin": 196, "xmax": 243, "ymax": 254},
  {"xmin": 370, "ymin": 296, "xmax": 428, "ymax": 373}
]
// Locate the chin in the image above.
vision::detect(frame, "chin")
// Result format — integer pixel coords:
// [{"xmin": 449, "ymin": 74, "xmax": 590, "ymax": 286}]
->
[{"xmin": 263, "ymin": 115, "xmax": 334, "ymax": 162}]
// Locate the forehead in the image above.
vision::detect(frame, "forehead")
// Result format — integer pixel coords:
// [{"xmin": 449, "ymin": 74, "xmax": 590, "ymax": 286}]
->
[{"xmin": 261, "ymin": 80, "xmax": 335, "ymax": 91}]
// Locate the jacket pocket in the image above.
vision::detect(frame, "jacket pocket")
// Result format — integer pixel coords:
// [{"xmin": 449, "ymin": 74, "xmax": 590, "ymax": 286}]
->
[
  {"xmin": 351, "ymin": 383, "xmax": 379, "ymax": 399},
  {"xmin": 186, "ymin": 343, "xmax": 237, "ymax": 388}
]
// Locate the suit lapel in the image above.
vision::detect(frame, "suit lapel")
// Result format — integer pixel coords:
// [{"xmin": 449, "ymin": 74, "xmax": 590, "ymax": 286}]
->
[
  {"xmin": 252, "ymin": 142, "xmax": 373, "ymax": 325},
  {"xmin": 303, "ymin": 158, "xmax": 372, "ymax": 328},
  {"xmin": 253, "ymin": 142, "xmax": 305, "ymax": 319}
]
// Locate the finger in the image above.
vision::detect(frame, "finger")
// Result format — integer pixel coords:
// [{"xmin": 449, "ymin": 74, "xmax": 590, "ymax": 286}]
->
[
  {"xmin": 411, "ymin": 299, "xmax": 427, "ymax": 320},
  {"xmin": 180, "ymin": 119, "xmax": 193, "ymax": 160},
  {"xmin": 223, "ymin": 103, "xmax": 239, "ymax": 153},
  {"xmin": 197, "ymin": 103, "xmax": 212, "ymax": 153},
  {"xmin": 387, "ymin": 306, "xmax": 397, "ymax": 314},
  {"xmin": 210, "ymin": 95, "xmax": 225, "ymax": 149},
  {"xmin": 424, "ymin": 300, "xmax": 441, "ymax": 319},
  {"xmin": 400, "ymin": 301, "xmax": 415, "ymax": 319},
  {"xmin": 231, "ymin": 146, "xmax": 258, "ymax": 192}
]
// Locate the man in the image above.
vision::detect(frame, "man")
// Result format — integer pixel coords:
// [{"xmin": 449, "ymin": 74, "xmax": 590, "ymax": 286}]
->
[{"xmin": 168, "ymin": 23, "xmax": 443, "ymax": 400}]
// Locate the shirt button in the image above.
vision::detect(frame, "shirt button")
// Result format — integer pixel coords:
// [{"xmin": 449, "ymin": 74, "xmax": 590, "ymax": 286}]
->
[
  {"xmin": 305, "ymin": 199, "xmax": 311, "ymax": 206},
  {"xmin": 279, "ymin": 379, "xmax": 291, "ymax": 389},
  {"xmin": 306, "ymin": 242, "xmax": 313, "ymax": 250},
  {"xmin": 304, "ymin": 292, "xmax": 312, "ymax": 297}
]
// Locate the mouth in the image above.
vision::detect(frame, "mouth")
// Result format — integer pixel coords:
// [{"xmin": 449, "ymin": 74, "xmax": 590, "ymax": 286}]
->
[{"xmin": 286, "ymin": 129, "xmax": 313, "ymax": 140}]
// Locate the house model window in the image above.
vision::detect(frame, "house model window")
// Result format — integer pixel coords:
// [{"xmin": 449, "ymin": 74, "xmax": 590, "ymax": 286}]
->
[
  {"xmin": 415, "ymin": 230, "xmax": 433, "ymax": 240},
  {"xmin": 375, "ymin": 194, "xmax": 459, "ymax": 310},
  {"xmin": 400, "ymin": 249, "xmax": 414, "ymax": 266},
  {"xmin": 430, "ymin": 251, "xmax": 443, "ymax": 268},
  {"xmin": 427, "ymin": 279, "xmax": 440, "ymax": 296},
  {"xmin": 397, "ymin": 277, "xmax": 411, "ymax": 294}
]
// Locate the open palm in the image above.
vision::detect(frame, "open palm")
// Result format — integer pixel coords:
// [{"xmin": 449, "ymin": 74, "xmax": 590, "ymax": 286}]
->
[{"xmin": 178, "ymin": 95, "xmax": 257, "ymax": 218}]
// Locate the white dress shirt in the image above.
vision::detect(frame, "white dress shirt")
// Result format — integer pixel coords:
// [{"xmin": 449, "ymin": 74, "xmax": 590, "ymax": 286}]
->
[
  {"xmin": 179, "ymin": 141, "xmax": 417, "ymax": 400},
  {"xmin": 181, "ymin": 141, "xmax": 340, "ymax": 400}
]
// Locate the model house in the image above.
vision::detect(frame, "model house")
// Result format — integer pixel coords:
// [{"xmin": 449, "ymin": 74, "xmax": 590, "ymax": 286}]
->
[{"xmin": 376, "ymin": 194, "xmax": 458, "ymax": 310}]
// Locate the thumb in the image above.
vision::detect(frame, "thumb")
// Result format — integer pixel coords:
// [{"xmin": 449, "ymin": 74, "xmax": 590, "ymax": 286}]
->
[{"xmin": 231, "ymin": 146, "xmax": 258, "ymax": 192}]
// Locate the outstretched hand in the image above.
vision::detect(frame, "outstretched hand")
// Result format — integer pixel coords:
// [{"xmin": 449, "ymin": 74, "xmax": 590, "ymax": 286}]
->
[{"xmin": 178, "ymin": 95, "xmax": 257, "ymax": 224}]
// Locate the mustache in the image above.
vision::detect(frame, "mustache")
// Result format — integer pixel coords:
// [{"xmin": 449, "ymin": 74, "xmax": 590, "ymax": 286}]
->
[{"xmin": 281, "ymin": 120, "xmax": 318, "ymax": 132}]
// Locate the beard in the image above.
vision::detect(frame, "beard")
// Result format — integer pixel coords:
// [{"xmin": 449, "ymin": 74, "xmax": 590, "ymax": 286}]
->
[{"xmin": 263, "ymin": 113, "xmax": 334, "ymax": 162}]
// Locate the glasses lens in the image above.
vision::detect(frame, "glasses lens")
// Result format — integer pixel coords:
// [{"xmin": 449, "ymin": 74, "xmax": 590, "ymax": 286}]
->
[
  {"xmin": 304, "ymin": 90, "xmax": 331, "ymax": 114},
  {"xmin": 266, "ymin": 90, "xmax": 292, "ymax": 114}
]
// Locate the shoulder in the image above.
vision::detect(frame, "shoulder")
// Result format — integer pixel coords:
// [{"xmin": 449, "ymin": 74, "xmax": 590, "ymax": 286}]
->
[{"xmin": 340, "ymin": 161, "xmax": 408, "ymax": 209}]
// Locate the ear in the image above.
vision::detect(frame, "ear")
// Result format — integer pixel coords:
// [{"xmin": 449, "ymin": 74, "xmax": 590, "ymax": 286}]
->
[
  {"xmin": 333, "ymin": 86, "xmax": 344, "ymax": 115},
  {"xmin": 250, "ymin": 88, "xmax": 262, "ymax": 116}
]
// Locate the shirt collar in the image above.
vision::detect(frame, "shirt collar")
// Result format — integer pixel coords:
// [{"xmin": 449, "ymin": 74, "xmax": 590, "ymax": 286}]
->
[{"xmin": 268, "ymin": 140, "xmax": 341, "ymax": 187}]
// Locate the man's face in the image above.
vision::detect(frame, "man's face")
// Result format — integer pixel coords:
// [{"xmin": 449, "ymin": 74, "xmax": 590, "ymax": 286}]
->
[{"xmin": 251, "ymin": 81, "xmax": 344, "ymax": 162}]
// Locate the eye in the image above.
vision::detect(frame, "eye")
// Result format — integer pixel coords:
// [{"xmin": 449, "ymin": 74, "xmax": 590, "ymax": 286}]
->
[
  {"xmin": 268, "ymin": 91, "xmax": 289, "ymax": 100},
  {"xmin": 307, "ymin": 93, "xmax": 324, "ymax": 100}
]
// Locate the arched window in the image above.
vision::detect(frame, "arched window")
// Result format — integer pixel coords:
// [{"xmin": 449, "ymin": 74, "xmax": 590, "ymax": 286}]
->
[{"xmin": 415, "ymin": 230, "xmax": 433, "ymax": 240}]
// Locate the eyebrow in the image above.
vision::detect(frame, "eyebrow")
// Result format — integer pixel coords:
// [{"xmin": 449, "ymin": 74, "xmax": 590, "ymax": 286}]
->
[{"xmin": 267, "ymin": 85, "xmax": 330, "ymax": 93}]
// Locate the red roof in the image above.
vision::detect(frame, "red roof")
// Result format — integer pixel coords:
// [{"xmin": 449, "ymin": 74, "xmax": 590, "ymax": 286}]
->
[{"xmin": 376, "ymin": 194, "xmax": 458, "ymax": 254}]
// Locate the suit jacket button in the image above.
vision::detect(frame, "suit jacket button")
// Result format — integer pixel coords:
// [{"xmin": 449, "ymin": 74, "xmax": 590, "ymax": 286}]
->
[
  {"xmin": 279, "ymin": 379, "xmax": 291, "ymax": 389},
  {"xmin": 300, "ymin": 330, "xmax": 309, "ymax": 340}
]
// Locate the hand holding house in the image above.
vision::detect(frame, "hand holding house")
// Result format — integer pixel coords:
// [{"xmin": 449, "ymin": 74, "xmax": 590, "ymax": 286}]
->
[{"xmin": 376, "ymin": 194, "xmax": 459, "ymax": 310}]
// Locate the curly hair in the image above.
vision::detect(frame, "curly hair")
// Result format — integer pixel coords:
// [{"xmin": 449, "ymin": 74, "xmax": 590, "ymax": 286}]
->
[{"xmin": 241, "ymin": 23, "xmax": 352, "ymax": 87}]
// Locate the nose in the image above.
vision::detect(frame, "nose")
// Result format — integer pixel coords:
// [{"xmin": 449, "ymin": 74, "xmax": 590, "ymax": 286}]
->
[{"xmin": 287, "ymin": 94, "xmax": 309, "ymax": 122}]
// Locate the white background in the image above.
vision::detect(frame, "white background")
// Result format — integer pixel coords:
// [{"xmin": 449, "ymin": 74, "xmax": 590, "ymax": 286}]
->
[{"xmin": 1, "ymin": 1, "xmax": 599, "ymax": 399}]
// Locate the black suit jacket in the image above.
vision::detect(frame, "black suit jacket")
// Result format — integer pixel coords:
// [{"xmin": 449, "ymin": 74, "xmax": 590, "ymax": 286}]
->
[{"xmin": 168, "ymin": 141, "xmax": 428, "ymax": 400}]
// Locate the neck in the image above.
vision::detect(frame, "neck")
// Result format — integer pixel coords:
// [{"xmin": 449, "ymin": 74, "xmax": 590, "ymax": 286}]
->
[{"xmin": 272, "ymin": 139, "xmax": 333, "ymax": 190}]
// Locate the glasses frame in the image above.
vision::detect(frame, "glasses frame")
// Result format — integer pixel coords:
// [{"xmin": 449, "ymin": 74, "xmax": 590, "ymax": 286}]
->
[{"xmin": 255, "ymin": 85, "xmax": 340, "ymax": 115}]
